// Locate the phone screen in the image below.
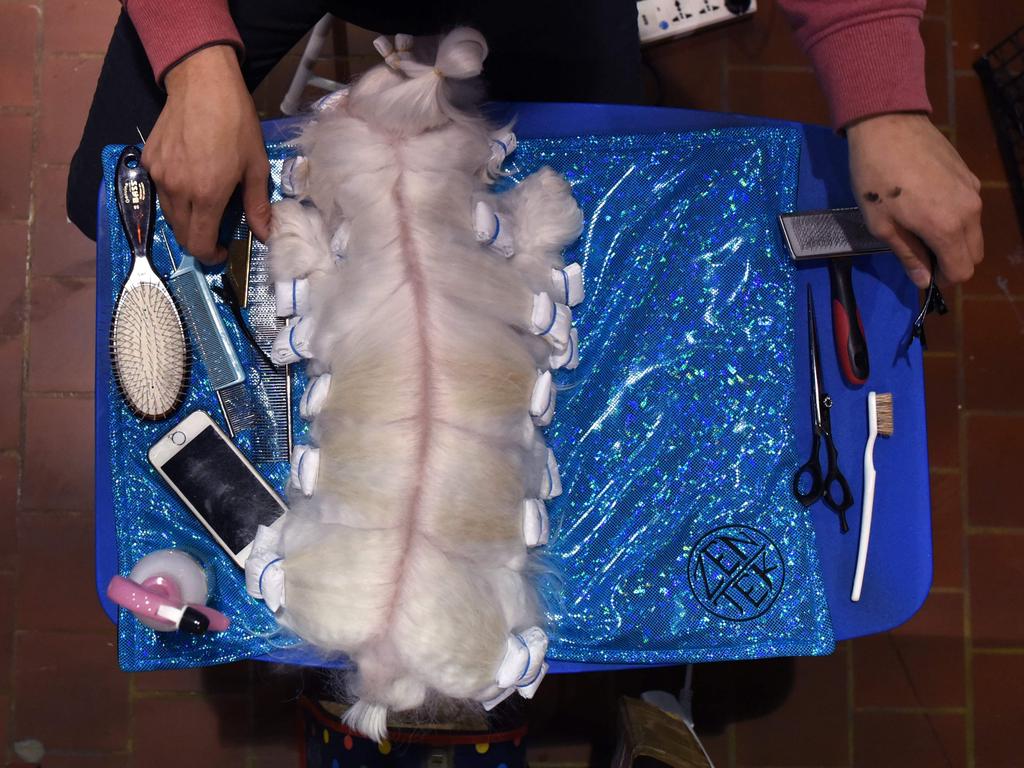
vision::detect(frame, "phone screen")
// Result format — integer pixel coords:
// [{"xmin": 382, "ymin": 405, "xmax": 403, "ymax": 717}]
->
[{"xmin": 161, "ymin": 426, "xmax": 285, "ymax": 553}]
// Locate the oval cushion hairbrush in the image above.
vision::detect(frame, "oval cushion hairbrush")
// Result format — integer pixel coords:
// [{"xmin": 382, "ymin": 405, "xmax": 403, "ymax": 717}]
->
[{"xmin": 110, "ymin": 146, "xmax": 190, "ymax": 420}]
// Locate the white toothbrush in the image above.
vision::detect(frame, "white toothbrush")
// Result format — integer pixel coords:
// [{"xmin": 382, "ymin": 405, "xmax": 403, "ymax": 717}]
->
[{"xmin": 852, "ymin": 391, "xmax": 893, "ymax": 602}]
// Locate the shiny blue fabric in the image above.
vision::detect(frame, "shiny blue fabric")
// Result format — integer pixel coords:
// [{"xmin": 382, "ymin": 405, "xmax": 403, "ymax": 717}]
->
[
  {"xmin": 502, "ymin": 127, "xmax": 834, "ymax": 662},
  {"xmin": 101, "ymin": 143, "xmax": 305, "ymax": 671},
  {"xmin": 100, "ymin": 124, "xmax": 832, "ymax": 671}
]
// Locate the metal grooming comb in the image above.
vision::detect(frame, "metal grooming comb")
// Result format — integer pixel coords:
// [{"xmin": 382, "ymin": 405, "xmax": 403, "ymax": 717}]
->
[{"xmin": 231, "ymin": 228, "xmax": 293, "ymax": 462}]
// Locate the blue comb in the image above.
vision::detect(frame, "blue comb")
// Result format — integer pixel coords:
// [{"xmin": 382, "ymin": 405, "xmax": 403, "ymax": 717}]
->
[{"xmin": 163, "ymin": 233, "xmax": 255, "ymax": 434}]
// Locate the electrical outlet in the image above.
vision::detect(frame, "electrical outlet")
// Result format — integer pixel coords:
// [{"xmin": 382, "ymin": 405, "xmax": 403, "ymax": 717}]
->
[{"xmin": 637, "ymin": 0, "xmax": 757, "ymax": 44}]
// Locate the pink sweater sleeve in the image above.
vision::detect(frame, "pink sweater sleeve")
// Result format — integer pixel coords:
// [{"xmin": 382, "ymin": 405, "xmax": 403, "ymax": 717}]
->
[
  {"xmin": 124, "ymin": 0, "xmax": 243, "ymax": 84},
  {"xmin": 776, "ymin": 0, "xmax": 931, "ymax": 130}
]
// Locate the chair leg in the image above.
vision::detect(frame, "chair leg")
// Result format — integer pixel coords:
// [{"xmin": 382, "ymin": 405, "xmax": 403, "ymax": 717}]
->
[{"xmin": 281, "ymin": 14, "xmax": 342, "ymax": 115}]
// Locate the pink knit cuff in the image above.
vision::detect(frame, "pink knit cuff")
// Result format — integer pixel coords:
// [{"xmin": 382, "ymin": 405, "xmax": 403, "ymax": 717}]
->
[
  {"xmin": 125, "ymin": 0, "xmax": 243, "ymax": 85},
  {"xmin": 804, "ymin": 14, "xmax": 932, "ymax": 130}
]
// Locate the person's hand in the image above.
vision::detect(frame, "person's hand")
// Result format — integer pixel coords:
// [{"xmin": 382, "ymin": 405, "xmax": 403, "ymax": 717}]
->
[
  {"xmin": 847, "ymin": 113, "xmax": 983, "ymax": 289},
  {"xmin": 142, "ymin": 45, "xmax": 270, "ymax": 265}
]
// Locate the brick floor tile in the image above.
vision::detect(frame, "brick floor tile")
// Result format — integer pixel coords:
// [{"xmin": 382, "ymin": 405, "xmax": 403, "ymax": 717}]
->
[
  {"xmin": 963, "ymin": 299, "xmax": 1024, "ymax": 410},
  {"xmin": 922, "ymin": 18, "xmax": 950, "ymax": 127},
  {"xmin": 727, "ymin": 69, "xmax": 830, "ymax": 126},
  {"xmin": 0, "ymin": 3, "xmax": 39, "ymax": 108},
  {"xmin": 853, "ymin": 712, "xmax": 965, "ymax": 768},
  {"xmin": 0, "ymin": 455, "xmax": 17, "ymax": 571},
  {"xmin": 969, "ymin": 533, "xmax": 1024, "ymax": 646},
  {"xmin": 16, "ymin": 512, "xmax": 108, "ymax": 632},
  {"xmin": 727, "ymin": 0, "xmax": 809, "ymax": 69},
  {"xmin": 132, "ymin": 660, "xmax": 252, "ymax": 695},
  {"xmin": 968, "ymin": 186, "xmax": 1024, "ymax": 296},
  {"xmin": 22, "ymin": 396, "xmax": 92, "ymax": 510},
  {"xmin": 0, "ymin": 115, "xmax": 33, "ymax": 219},
  {"xmin": 954, "ymin": 75, "xmax": 1007, "ymax": 185},
  {"xmin": 734, "ymin": 649, "xmax": 848, "ymax": 766},
  {"xmin": 930, "ymin": 472, "xmax": 963, "ymax": 588},
  {"xmin": 43, "ymin": 754, "xmax": 130, "ymax": 767},
  {"xmin": 13, "ymin": 631, "xmax": 128, "ymax": 751},
  {"xmin": 31, "ymin": 165, "xmax": 97, "ymax": 279},
  {"xmin": 951, "ymin": 0, "xmax": 1024, "ymax": 70},
  {"xmin": 853, "ymin": 592, "xmax": 964, "ymax": 708},
  {"xmin": 43, "ymin": 0, "xmax": 119, "ymax": 54},
  {"xmin": 648, "ymin": 26, "xmax": 729, "ymax": 111},
  {"xmin": 0, "ymin": 573, "xmax": 13, "ymax": 692},
  {"xmin": 27, "ymin": 277, "xmax": 95, "ymax": 393},
  {"xmin": 38, "ymin": 56, "xmax": 101, "ymax": 166},
  {"xmin": 0, "ymin": 335, "xmax": 23, "ymax": 451},
  {"xmin": 0, "ymin": 220, "xmax": 28, "ymax": 335},
  {"xmin": 924, "ymin": 354, "xmax": 960, "ymax": 469},
  {"xmin": 131, "ymin": 695, "xmax": 249, "ymax": 768},
  {"xmin": 974, "ymin": 653, "xmax": 1024, "ymax": 766},
  {"xmin": 965, "ymin": 413, "xmax": 1024, "ymax": 528}
]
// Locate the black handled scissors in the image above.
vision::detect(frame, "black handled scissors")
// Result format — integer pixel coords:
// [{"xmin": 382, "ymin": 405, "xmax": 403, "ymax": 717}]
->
[{"xmin": 793, "ymin": 284, "xmax": 853, "ymax": 533}]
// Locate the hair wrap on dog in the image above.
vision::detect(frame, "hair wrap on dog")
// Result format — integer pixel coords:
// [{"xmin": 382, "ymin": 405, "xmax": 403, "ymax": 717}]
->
[{"xmin": 260, "ymin": 26, "xmax": 583, "ymax": 743}]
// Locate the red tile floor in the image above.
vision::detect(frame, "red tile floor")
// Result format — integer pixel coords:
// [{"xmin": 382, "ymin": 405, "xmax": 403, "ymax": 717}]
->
[{"xmin": 1, "ymin": 1, "xmax": 1023, "ymax": 765}]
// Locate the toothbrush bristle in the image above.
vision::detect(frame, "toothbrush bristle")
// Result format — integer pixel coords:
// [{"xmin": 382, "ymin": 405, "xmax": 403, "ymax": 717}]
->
[{"xmin": 875, "ymin": 392, "xmax": 894, "ymax": 436}]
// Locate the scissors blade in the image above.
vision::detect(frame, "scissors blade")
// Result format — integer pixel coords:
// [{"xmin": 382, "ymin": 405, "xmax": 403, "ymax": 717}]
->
[{"xmin": 806, "ymin": 285, "xmax": 824, "ymax": 427}]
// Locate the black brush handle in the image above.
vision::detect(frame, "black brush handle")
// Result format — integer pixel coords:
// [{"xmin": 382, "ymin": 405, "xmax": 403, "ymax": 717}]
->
[
  {"xmin": 829, "ymin": 258, "xmax": 869, "ymax": 385},
  {"xmin": 115, "ymin": 145, "xmax": 154, "ymax": 259}
]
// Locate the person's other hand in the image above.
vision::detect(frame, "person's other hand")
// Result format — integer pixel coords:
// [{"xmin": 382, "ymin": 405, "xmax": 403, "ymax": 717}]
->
[
  {"xmin": 847, "ymin": 113, "xmax": 982, "ymax": 289},
  {"xmin": 142, "ymin": 45, "xmax": 270, "ymax": 265}
]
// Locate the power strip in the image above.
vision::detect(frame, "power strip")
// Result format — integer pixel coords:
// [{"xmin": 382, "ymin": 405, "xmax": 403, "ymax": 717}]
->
[{"xmin": 637, "ymin": 0, "xmax": 757, "ymax": 44}]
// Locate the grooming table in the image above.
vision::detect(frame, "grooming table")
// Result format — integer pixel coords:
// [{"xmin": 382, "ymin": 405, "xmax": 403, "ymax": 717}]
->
[{"xmin": 94, "ymin": 104, "xmax": 933, "ymax": 671}]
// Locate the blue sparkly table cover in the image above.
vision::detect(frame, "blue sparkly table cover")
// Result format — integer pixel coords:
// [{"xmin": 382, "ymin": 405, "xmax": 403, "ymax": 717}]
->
[
  {"xmin": 503, "ymin": 128, "xmax": 833, "ymax": 662},
  {"xmin": 96, "ymin": 106, "xmax": 932, "ymax": 672},
  {"xmin": 97, "ymin": 122, "xmax": 829, "ymax": 670},
  {"xmin": 98, "ymin": 141, "xmax": 307, "ymax": 671}
]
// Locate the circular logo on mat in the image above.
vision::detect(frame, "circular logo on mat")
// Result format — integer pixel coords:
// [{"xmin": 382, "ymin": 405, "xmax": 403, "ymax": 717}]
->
[{"xmin": 687, "ymin": 525, "xmax": 785, "ymax": 622}]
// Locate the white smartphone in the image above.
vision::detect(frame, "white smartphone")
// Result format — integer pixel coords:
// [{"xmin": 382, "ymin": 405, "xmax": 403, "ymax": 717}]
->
[{"xmin": 149, "ymin": 410, "xmax": 288, "ymax": 568}]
